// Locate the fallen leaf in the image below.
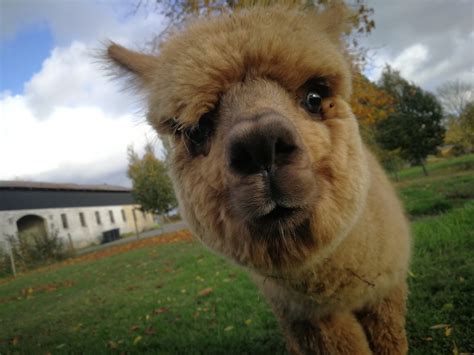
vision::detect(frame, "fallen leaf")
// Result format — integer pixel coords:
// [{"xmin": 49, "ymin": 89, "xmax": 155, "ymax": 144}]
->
[
  {"xmin": 153, "ymin": 307, "xmax": 168, "ymax": 315},
  {"xmin": 453, "ymin": 340, "xmax": 459, "ymax": 355},
  {"xmin": 133, "ymin": 336, "xmax": 142, "ymax": 345},
  {"xmin": 224, "ymin": 326, "xmax": 234, "ymax": 332},
  {"xmin": 130, "ymin": 325, "xmax": 140, "ymax": 332},
  {"xmin": 430, "ymin": 324, "xmax": 450, "ymax": 330},
  {"xmin": 144, "ymin": 327, "xmax": 157, "ymax": 335},
  {"xmin": 442, "ymin": 303, "xmax": 454, "ymax": 311},
  {"xmin": 422, "ymin": 337, "xmax": 433, "ymax": 341},
  {"xmin": 107, "ymin": 340, "xmax": 118, "ymax": 349},
  {"xmin": 198, "ymin": 287, "xmax": 214, "ymax": 297},
  {"xmin": 56, "ymin": 343, "xmax": 66, "ymax": 349},
  {"xmin": 408, "ymin": 271, "xmax": 416, "ymax": 278},
  {"xmin": 10, "ymin": 336, "xmax": 20, "ymax": 346},
  {"xmin": 245, "ymin": 319, "xmax": 252, "ymax": 325},
  {"xmin": 445, "ymin": 326, "xmax": 453, "ymax": 337}
]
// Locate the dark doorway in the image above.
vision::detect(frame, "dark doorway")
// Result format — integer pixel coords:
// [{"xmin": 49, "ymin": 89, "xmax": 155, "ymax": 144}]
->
[{"xmin": 16, "ymin": 214, "xmax": 47, "ymax": 241}]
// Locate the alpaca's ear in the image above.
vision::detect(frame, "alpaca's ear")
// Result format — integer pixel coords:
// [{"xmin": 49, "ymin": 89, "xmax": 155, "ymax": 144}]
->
[{"xmin": 106, "ymin": 42, "xmax": 157, "ymax": 85}]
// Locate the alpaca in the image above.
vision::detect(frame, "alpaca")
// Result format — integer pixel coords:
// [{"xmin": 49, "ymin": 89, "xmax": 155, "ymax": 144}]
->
[{"xmin": 106, "ymin": 5, "xmax": 411, "ymax": 354}]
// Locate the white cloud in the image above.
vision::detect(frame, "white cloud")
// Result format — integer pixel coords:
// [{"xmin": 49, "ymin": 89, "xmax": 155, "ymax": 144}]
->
[
  {"xmin": 390, "ymin": 44, "xmax": 429, "ymax": 81},
  {"xmin": 361, "ymin": 0, "xmax": 474, "ymax": 90},
  {"xmin": 0, "ymin": 93, "xmax": 156, "ymax": 184},
  {"xmin": 1, "ymin": 1, "xmax": 162, "ymax": 45},
  {"xmin": 24, "ymin": 41, "xmax": 140, "ymax": 119}
]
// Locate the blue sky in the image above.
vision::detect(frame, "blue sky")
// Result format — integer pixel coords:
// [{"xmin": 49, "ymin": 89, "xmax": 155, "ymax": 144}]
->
[
  {"xmin": 0, "ymin": 0, "xmax": 473, "ymax": 186},
  {"xmin": 1, "ymin": 25, "xmax": 54, "ymax": 94}
]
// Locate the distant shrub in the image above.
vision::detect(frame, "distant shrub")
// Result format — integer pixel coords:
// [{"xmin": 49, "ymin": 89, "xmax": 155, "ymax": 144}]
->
[
  {"xmin": 0, "ymin": 246, "xmax": 13, "ymax": 277},
  {"xmin": 4, "ymin": 229, "xmax": 72, "ymax": 271}
]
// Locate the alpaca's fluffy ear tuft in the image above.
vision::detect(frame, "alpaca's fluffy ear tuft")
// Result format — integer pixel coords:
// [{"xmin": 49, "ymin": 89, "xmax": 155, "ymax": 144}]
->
[
  {"xmin": 318, "ymin": 3, "xmax": 355, "ymax": 42},
  {"xmin": 105, "ymin": 42, "xmax": 158, "ymax": 85}
]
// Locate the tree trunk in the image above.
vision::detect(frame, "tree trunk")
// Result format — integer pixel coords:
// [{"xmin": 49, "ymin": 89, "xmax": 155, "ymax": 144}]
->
[{"xmin": 421, "ymin": 162, "xmax": 429, "ymax": 176}]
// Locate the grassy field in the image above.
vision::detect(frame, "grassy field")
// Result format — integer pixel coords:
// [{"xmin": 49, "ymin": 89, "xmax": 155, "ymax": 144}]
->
[{"xmin": 1, "ymin": 155, "xmax": 473, "ymax": 354}]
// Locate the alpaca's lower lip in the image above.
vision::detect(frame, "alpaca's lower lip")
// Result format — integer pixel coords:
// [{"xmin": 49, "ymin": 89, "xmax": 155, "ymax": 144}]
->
[{"xmin": 257, "ymin": 205, "xmax": 301, "ymax": 222}]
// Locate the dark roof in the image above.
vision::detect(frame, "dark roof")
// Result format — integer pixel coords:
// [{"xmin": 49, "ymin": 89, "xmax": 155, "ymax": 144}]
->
[{"xmin": 0, "ymin": 180, "xmax": 131, "ymax": 193}]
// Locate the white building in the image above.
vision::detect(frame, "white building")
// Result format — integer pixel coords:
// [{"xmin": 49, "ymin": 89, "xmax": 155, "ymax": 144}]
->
[{"xmin": 0, "ymin": 181, "xmax": 155, "ymax": 249}]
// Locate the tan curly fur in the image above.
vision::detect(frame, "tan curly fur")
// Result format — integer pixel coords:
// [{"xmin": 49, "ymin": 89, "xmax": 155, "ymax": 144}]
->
[{"xmin": 106, "ymin": 5, "xmax": 411, "ymax": 354}]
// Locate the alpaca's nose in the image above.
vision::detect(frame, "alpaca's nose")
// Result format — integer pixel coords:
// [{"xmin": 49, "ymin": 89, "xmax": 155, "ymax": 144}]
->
[{"xmin": 228, "ymin": 112, "xmax": 300, "ymax": 176}]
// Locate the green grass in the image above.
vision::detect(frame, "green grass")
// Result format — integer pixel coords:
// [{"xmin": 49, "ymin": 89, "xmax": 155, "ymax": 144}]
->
[
  {"xmin": 0, "ymin": 241, "xmax": 283, "ymax": 354},
  {"xmin": 397, "ymin": 172, "xmax": 474, "ymax": 218},
  {"xmin": 397, "ymin": 153, "xmax": 474, "ymax": 180},
  {"xmin": 1, "ymin": 155, "xmax": 473, "ymax": 354},
  {"xmin": 407, "ymin": 202, "xmax": 474, "ymax": 354}
]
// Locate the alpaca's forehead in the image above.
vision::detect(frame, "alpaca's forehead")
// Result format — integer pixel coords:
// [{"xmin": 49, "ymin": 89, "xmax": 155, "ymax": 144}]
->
[{"xmin": 148, "ymin": 8, "xmax": 351, "ymax": 129}]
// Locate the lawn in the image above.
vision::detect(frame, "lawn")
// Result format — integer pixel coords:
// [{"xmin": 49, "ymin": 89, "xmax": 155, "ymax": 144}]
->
[{"xmin": 1, "ymin": 156, "xmax": 473, "ymax": 354}]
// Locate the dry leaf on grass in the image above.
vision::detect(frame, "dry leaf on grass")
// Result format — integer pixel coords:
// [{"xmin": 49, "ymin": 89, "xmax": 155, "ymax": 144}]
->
[
  {"xmin": 153, "ymin": 307, "xmax": 168, "ymax": 315},
  {"xmin": 198, "ymin": 287, "xmax": 214, "ymax": 297}
]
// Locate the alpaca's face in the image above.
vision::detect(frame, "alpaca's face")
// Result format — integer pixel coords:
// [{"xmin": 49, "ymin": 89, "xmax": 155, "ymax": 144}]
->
[
  {"xmin": 107, "ymin": 7, "xmax": 370, "ymax": 273},
  {"xmin": 169, "ymin": 78, "xmax": 368, "ymax": 273}
]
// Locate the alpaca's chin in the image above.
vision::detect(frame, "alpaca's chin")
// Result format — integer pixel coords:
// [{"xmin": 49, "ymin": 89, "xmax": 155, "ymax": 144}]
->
[{"xmin": 246, "ymin": 205, "xmax": 311, "ymax": 237}]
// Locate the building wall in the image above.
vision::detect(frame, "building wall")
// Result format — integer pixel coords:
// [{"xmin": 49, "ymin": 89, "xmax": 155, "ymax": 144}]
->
[{"xmin": 0, "ymin": 204, "xmax": 155, "ymax": 249}]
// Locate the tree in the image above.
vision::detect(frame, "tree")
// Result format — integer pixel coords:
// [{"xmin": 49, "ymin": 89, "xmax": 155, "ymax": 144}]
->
[
  {"xmin": 445, "ymin": 102, "xmax": 474, "ymax": 153},
  {"xmin": 376, "ymin": 67, "xmax": 445, "ymax": 176},
  {"xmin": 351, "ymin": 71, "xmax": 394, "ymax": 127},
  {"xmin": 127, "ymin": 143, "xmax": 178, "ymax": 215},
  {"xmin": 436, "ymin": 80, "xmax": 473, "ymax": 117}
]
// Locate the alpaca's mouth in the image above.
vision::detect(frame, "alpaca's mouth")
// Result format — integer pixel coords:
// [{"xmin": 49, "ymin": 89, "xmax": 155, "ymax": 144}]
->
[{"xmin": 258, "ymin": 205, "xmax": 301, "ymax": 222}]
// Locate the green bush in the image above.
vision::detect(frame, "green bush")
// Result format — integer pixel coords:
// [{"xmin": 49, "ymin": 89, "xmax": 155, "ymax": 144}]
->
[
  {"xmin": 0, "ymin": 246, "xmax": 13, "ymax": 277},
  {"xmin": 4, "ymin": 229, "xmax": 71, "ymax": 272}
]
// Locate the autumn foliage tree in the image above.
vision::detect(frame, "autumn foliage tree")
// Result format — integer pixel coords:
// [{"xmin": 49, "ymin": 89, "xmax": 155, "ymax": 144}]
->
[
  {"xmin": 445, "ymin": 102, "xmax": 474, "ymax": 153},
  {"xmin": 127, "ymin": 143, "xmax": 177, "ymax": 216},
  {"xmin": 139, "ymin": 0, "xmax": 375, "ymax": 39},
  {"xmin": 437, "ymin": 80, "xmax": 474, "ymax": 153}
]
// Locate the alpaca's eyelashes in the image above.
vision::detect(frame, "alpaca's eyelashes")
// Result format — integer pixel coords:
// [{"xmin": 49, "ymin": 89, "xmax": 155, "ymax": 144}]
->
[{"xmin": 181, "ymin": 111, "xmax": 216, "ymax": 157}]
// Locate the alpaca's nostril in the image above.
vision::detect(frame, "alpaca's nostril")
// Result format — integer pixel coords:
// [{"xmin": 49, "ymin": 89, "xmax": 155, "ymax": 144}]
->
[
  {"xmin": 230, "ymin": 143, "xmax": 255, "ymax": 174},
  {"xmin": 275, "ymin": 138, "xmax": 297, "ymax": 155}
]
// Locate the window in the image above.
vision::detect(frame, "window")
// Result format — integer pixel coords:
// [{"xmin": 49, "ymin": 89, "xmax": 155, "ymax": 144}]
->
[
  {"xmin": 95, "ymin": 211, "xmax": 101, "ymax": 225},
  {"xmin": 109, "ymin": 210, "xmax": 115, "ymax": 224},
  {"xmin": 121, "ymin": 209, "xmax": 126, "ymax": 222},
  {"xmin": 61, "ymin": 213, "xmax": 68, "ymax": 229},
  {"xmin": 79, "ymin": 212, "xmax": 86, "ymax": 227}
]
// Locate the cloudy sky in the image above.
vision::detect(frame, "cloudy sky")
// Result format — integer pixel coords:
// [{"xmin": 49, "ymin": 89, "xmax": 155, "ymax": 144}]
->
[{"xmin": 1, "ymin": 0, "xmax": 473, "ymax": 187}]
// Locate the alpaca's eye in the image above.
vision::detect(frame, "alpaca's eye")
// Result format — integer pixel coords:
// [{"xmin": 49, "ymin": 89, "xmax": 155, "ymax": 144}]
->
[
  {"xmin": 183, "ymin": 111, "xmax": 215, "ymax": 157},
  {"xmin": 304, "ymin": 91, "xmax": 322, "ymax": 114}
]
